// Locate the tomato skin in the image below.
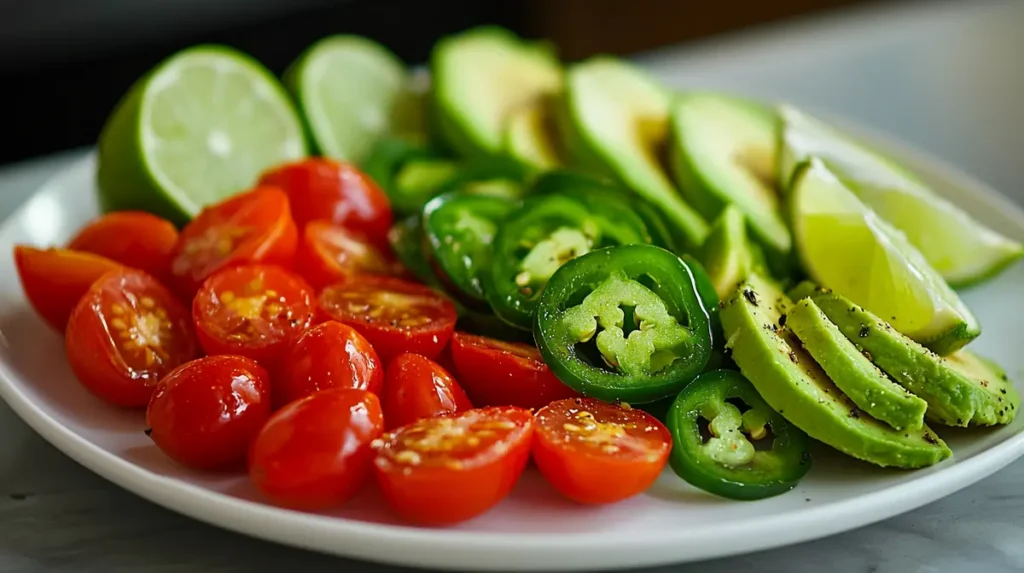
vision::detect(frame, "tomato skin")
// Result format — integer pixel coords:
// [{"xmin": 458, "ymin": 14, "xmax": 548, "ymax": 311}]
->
[
  {"xmin": 14, "ymin": 246, "xmax": 125, "ymax": 332},
  {"xmin": 146, "ymin": 355, "xmax": 271, "ymax": 471},
  {"xmin": 276, "ymin": 321, "xmax": 383, "ymax": 408},
  {"xmin": 68, "ymin": 211, "xmax": 179, "ymax": 283},
  {"xmin": 531, "ymin": 398, "xmax": 671, "ymax": 505},
  {"xmin": 373, "ymin": 406, "xmax": 534, "ymax": 525},
  {"xmin": 249, "ymin": 388, "xmax": 384, "ymax": 510},
  {"xmin": 295, "ymin": 221, "xmax": 405, "ymax": 290},
  {"xmin": 169, "ymin": 186, "xmax": 298, "ymax": 298},
  {"xmin": 65, "ymin": 269, "xmax": 198, "ymax": 407},
  {"xmin": 382, "ymin": 353, "xmax": 472, "ymax": 430},
  {"xmin": 317, "ymin": 275, "xmax": 457, "ymax": 362},
  {"xmin": 259, "ymin": 158, "xmax": 393, "ymax": 249},
  {"xmin": 449, "ymin": 332, "xmax": 579, "ymax": 409}
]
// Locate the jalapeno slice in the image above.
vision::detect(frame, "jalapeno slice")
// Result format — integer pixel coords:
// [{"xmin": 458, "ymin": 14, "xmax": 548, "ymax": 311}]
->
[
  {"xmin": 387, "ymin": 215, "xmax": 441, "ymax": 288},
  {"xmin": 534, "ymin": 244, "xmax": 712, "ymax": 403},
  {"xmin": 667, "ymin": 369, "xmax": 812, "ymax": 500},
  {"xmin": 361, "ymin": 137, "xmax": 439, "ymax": 208}
]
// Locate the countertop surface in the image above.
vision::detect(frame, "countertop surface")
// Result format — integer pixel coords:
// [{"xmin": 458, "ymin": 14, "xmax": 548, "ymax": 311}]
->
[{"xmin": 2, "ymin": 1, "xmax": 1023, "ymax": 571}]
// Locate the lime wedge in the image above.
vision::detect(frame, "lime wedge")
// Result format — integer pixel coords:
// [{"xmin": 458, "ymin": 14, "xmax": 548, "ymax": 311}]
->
[
  {"xmin": 790, "ymin": 158, "xmax": 979, "ymax": 355},
  {"xmin": 97, "ymin": 45, "xmax": 307, "ymax": 225},
  {"xmin": 286, "ymin": 35, "xmax": 409, "ymax": 163},
  {"xmin": 778, "ymin": 105, "xmax": 1022, "ymax": 287}
]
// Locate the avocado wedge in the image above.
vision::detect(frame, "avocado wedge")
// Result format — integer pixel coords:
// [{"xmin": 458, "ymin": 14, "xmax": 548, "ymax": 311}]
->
[
  {"xmin": 798, "ymin": 284, "xmax": 1020, "ymax": 427},
  {"xmin": 719, "ymin": 276, "xmax": 951, "ymax": 468},
  {"xmin": 503, "ymin": 97, "xmax": 564, "ymax": 170},
  {"xmin": 700, "ymin": 205, "xmax": 767, "ymax": 300}
]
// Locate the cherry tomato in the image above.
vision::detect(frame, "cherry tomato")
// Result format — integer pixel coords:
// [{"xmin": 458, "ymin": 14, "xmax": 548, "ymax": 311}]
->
[
  {"xmin": 382, "ymin": 353, "xmax": 472, "ymax": 430},
  {"xmin": 318, "ymin": 276, "xmax": 456, "ymax": 362},
  {"xmin": 169, "ymin": 186, "xmax": 298, "ymax": 298},
  {"xmin": 146, "ymin": 355, "xmax": 271, "ymax": 471},
  {"xmin": 192, "ymin": 264, "xmax": 314, "ymax": 367},
  {"xmin": 65, "ymin": 269, "xmax": 198, "ymax": 407},
  {"xmin": 276, "ymin": 321, "xmax": 383, "ymax": 408},
  {"xmin": 67, "ymin": 211, "xmax": 178, "ymax": 282},
  {"xmin": 532, "ymin": 398, "xmax": 671, "ymax": 505},
  {"xmin": 259, "ymin": 158, "xmax": 392, "ymax": 249},
  {"xmin": 373, "ymin": 406, "xmax": 533, "ymax": 525},
  {"xmin": 450, "ymin": 332, "xmax": 579, "ymax": 409},
  {"xmin": 249, "ymin": 388, "xmax": 384, "ymax": 510},
  {"xmin": 14, "ymin": 246, "xmax": 124, "ymax": 331},
  {"xmin": 295, "ymin": 221, "xmax": 405, "ymax": 290}
]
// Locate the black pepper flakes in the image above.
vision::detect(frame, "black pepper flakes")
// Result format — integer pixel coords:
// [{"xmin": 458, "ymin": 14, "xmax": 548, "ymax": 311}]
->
[
  {"xmin": 788, "ymin": 351, "xmax": 798, "ymax": 363},
  {"xmin": 1001, "ymin": 388, "xmax": 1008, "ymax": 394},
  {"xmin": 859, "ymin": 326, "xmax": 870, "ymax": 338},
  {"xmin": 743, "ymin": 289, "xmax": 758, "ymax": 305},
  {"xmin": 957, "ymin": 418, "xmax": 964, "ymax": 425},
  {"xmin": 849, "ymin": 408, "xmax": 860, "ymax": 419},
  {"xmin": 923, "ymin": 433, "xmax": 938, "ymax": 445},
  {"xmin": 779, "ymin": 313, "xmax": 787, "ymax": 327}
]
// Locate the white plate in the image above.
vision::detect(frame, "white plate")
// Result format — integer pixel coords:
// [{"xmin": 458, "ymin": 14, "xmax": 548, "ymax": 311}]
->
[{"xmin": 0, "ymin": 138, "xmax": 1023, "ymax": 571}]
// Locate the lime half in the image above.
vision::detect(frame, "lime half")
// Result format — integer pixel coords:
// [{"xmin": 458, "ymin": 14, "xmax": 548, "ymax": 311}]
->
[
  {"xmin": 97, "ymin": 45, "xmax": 307, "ymax": 225},
  {"xmin": 791, "ymin": 158, "xmax": 979, "ymax": 355}
]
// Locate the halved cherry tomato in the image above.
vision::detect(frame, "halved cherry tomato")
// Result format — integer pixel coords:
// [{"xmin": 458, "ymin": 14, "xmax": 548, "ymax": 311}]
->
[
  {"xmin": 295, "ymin": 221, "xmax": 404, "ymax": 290},
  {"xmin": 276, "ymin": 321, "xmax": 383, "ymax": 408},
  {"xmin": 14, "ymin": 246, "xmax": 124, "ymax": 331},
  {"xmin": 67, "ymin": 211, "xmax": 178, "ymax": 282},
  {"xmin": 249, "ymin": 388, "xmax": 384, "ymax": 510},
  {"xmin": 147, "ymin": 355, "xmax": 271, "ymax": 471},
  {"xmin": 450, "ymin": 332, "xmax": 579, "ymax": 409},
  {"xmin": 318, "ymin": 276, "xmax": 456, "ymax": 361},
  {"xmin": 169, "ymin": 186, "xmax": 298, "ymax": 298},
  {"xmin": 382, "ymin": 353, "xmax": 472, "ymax": 430},
  {"xmin": 192, "ymin": 264, "xmax": 314, "ymax": 367},
  {"xmin": 65, "ymin": 269, "xmax": 198, "ymax": 407},
  {"xmin": 373, "ymin": 406, "xmax": 534, "ymax": 525},
  {"xmin": 259, "ymin": 158, "xmax": 393, "ymax": 249},
  {"xmin": 532, "ymin": 398, "xmax": 671, "ymax": 505}
]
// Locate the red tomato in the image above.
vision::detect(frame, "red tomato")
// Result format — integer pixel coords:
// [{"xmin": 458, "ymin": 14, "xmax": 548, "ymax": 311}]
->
[
  {"xmin": 147, "ymin": 355, "xmax": 271, "ymax": 471},
  {"xmin": 276, "ymin": 321, "xmax": 383, "ymax": 408},
  {"xmin": 169, "ymin": 186, "xmax": 298, "ymax": 298},
  {"xmin": 65, "ymin": 269, "xmax": 198, "ymax": 407},
  {"xmin": 382, "ymin": 353, "xmax": 472, "ymax": 430},
  {"xmin": 295, "ymin": 221, "xmax": 405, "ymax": 290},
  {"xmin": 450, "ymin": 332, "xmax": 579, "ymax": 409},
  {"xmin": 67, "ymin": 211, "xmax": 178, "ymax": 282},
  {"xmin": 373, "ymin": 406, "xmax": 533, "ymax": 525},
  {"xmin": 532, "ymin": 398, "xmax": 671, "ymax": 505},
  {"xmin": 14, "ymin": 246, "xmax": 124, "ymax": 331},
  {"xmin": 317, "ymin": 276, "xmax": 456, "ymax": 362},
  {"xmin": 258, "ymin": 158, "xmax": 392, "ymax": 249},
  {"xmin": 249, "ymin": 388, "xmax": 384, "ymax": 510},
  {"xmin": 192, "ymin": 264, "xmax": 314, "ymax": 367}
]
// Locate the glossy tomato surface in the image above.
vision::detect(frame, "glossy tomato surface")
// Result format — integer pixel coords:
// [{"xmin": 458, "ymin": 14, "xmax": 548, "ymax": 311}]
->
[
  {"xmin": 169, "ymin": 186, "xmax": 297, "ymax": 297},
  {"xmin": 68, "ymin": 211, "xmax": 178, "ymax": 282},
  {"xmin": 249, "ymin": 388, "xmax": 383, "ymax": 510},
  {"xmin": 192, "ymin": 264, "xmax": 314, "ymax": 366},
  {"xmin": 450, "ymin": 332, "xmax": 579, "ymax": 409},
  {"xmin": 65, "ymin": 269, "xmax": 198, "ymax": 407},
  {"xmin": 318, "ymin": 276, "xmax": 457, "ymax": 361},
  {"xmin": 14, "ymin": 246, "xmax": 124, "ymax": 331},
  {"xmin": 532, "ymin": 398, "xmax": 671, "ymax": 505},
  {"xmin": 382, "ymin": 353, "xmax": 472, "ymax": 430},
  {"xmin": 373, "ymin": 406, "xmax": 533, "ymax": 525},
  {"xmin": 146, "ymin": 355, "xmax": 271, "ymax": 471},
  {"xmin": 276, "ymin": 320, "xmax": 383, "ymax": 408},
  {"xmin": 295, "ymin": 221, "xmax": 404, "ymax": 290}
]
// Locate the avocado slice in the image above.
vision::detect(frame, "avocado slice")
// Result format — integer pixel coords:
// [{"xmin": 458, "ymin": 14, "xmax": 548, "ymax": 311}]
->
[
  {"xmin": 700, "ymin": 205, "xmax": 770, "ymax": 300},
  {"xmin": 503, "ymin": 97, "xmax": 564, "ymax": 170},
  {"xmin": 558, "ymin": 57, "xmax": 709, "ymax": 249},
  {"xmin": 431, "ymin": 27, "xmax": 562, "ymax": 158},
  {"xmin": 719, "ymin": 276, "xmax": 951, "ymax": 468},
  {"xmin": 786, "ymin": 298, "xmax": 928, "ymax": 431},
  {"xmin": 669, "ymin": 93, "xmax": 790, "ymax": 257},
  {"xmin": 797, "ymin": 285, "xmax": 1020, "ymax": 427}
]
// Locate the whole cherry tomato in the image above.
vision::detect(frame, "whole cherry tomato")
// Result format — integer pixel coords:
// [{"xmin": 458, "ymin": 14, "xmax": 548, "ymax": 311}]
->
[
  {"xmin": 276, "ymin": 321, "xmax": 383, "ymax": 408},
  {"xmin": 68, "ymin": 211, "xmax": 178, "ymax": 282},
  {"xmin": 295, "ymin": 221, "xmax": 405, "ymax": 290},
  {"xmin": 14, "ymin": 246, "xmax": 124, "ymax": 331},
  {"xmin": 382, "ymin": 353, "xmax": 472, "ymax": 430}
]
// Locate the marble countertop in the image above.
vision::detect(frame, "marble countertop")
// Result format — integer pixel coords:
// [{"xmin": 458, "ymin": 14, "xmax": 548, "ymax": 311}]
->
[{"xmin": 2, "ymin": 1, "xmax": 1024, "ymax": 571}]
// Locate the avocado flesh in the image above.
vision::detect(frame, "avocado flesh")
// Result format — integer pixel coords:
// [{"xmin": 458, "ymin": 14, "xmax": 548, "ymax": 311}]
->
[
  {"xmin": 700, "ymin": 205, "xmax": 769, "ymax": 300},
  {"xmin": 799, "ymin": 285, "xmax": 1019, "ymax": 427},
  {"xmin": 503, "ymin": 98, "xmax": 564, "ymax": 170},
  {"xmin": 720, "ymin": 276, "xmax": 951, "ymax": 468}
]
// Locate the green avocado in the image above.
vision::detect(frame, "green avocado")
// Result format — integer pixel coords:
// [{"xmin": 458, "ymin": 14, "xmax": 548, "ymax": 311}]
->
[
  {"xmin": 786, "ymin": 298, "xmax": 928, "ymax": 431},
  {"xmin": 700, "ymin": 205, "xmax": 767, "ymax": 300},
  {"xmin": 797, "ymin": 284, "xmax": 1020, "ymax": 427},
  {"xmin": 719, "ymin": 275, "xmax": 951, "ymax": 468}
]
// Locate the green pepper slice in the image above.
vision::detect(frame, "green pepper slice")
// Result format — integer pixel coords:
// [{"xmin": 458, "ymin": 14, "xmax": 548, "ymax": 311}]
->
[
  {"xmin": 534, "ymin": 244, "xmax": 712, "ymax": 403},
  {"xmin": 667, "ymin": 369, "xmax": 812, "ymax": 500}
]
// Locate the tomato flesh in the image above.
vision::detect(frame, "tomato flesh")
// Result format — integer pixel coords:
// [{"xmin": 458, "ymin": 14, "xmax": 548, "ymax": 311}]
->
[
  {"xmin": 65, "ymin": 269, "xmax": 198, "ymax": 407},
  {"xmin": 277, "ymin": 320, "xmax": 383, "ymax": 408},
  {"xmin": 382, "ymin": 353, "xmax": 472, "ymax": 430},
  {"xmin": 146, "ymin": 355, "xmax": 271, "ymax": 471},
  {"xmin": 532, "ymin": 398, "xmax": 671, "ymax": 504},
  {"xmin": 295, "ymin": 221, "xmax": 404, "ymax": 290},
  {"xmin": 373, "ymin": 406, "xmax": 533, "ymax": 525},
  {"xmin": 249, "ymin": 388, "xmax": 384, "ymax": 510},
  {"xmin": 68, "ymin": 211, "xmax": 179, "ymax": 283},
  {"xmin": 14, "ymin": 246, "xmax": 125, "ymax": 331}
]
